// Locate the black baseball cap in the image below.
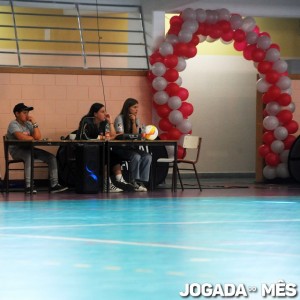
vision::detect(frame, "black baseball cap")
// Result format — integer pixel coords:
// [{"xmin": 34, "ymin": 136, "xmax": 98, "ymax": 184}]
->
[{"xmin": 13, "ymin": 103, "xmax": 34, "ymax": 114}]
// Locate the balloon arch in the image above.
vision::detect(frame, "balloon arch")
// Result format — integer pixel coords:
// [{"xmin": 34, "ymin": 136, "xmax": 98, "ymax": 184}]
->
[{"xmin": 147, "ymin": 8, "xmax": 299, "ymax": 180}]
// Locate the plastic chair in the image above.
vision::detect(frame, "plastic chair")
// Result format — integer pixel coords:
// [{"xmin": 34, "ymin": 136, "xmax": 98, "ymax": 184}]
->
[
  {"xmin": 3, "ymin": 135, "xmax": 48, "ymax": 192},
  {"xmin": 177, "ymin": 135, "xmax": 202, "ymax": 191}
]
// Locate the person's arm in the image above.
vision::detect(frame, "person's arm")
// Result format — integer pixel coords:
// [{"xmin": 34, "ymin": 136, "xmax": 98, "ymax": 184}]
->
[
  {"xmin": 114, "ymin": 115, "xmax": 124, "ymax": 136},
  {"xmin": 27, "ymin": 115, "xmax": 41, "ymax": 140}
]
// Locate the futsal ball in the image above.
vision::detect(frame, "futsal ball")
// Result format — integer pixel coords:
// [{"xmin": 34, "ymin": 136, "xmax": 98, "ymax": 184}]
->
[{"xmin": 144, "ymin": 125, "xmax": 158, "ymax": 140}]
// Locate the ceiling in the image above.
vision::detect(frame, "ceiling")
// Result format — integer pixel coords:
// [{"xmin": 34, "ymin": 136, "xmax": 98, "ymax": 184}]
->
[{"xmin": 20, "ymin": 0, "xmax": 300, "ymax": 18}]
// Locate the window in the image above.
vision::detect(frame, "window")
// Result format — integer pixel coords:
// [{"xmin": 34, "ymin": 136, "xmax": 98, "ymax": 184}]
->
[{"xmin": 0, "ymin": 0, "xmax": 149, "ymax": 70}]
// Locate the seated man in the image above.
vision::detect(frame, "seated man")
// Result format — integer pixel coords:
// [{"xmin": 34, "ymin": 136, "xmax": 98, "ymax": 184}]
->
[{"xmin": 6, "ymin": 102, "xmax": 68, "ymax": 194}]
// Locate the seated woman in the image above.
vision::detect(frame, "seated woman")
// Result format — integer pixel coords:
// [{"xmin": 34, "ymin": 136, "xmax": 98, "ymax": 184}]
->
[
  {"xmin": 77, "ymin": 102, "xmax": 134, "ymax": 192},
  {"xmin": 114, "ymin": 98, "xmax": 152, "ymax": 192}
]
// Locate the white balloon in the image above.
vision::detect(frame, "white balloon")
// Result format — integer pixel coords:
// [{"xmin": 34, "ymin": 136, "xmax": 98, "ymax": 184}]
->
[
  {"xmin": 230, "ymin": 14, "xmax": 243, "ymax": 30},
  {"xmin": 181, "ymin": 8, "xmax": 196, "ymax": 20},
  {"xmin": 276, "ymin": 163, "xmax": 290, "ymax": 178},
  {"xmin": 263, "ymin": 116, "xmax": 279, "ymax": 130},
  {"xmin": 241, "ymin": 16, "xmax": 256, "ymax": 32},
  {"xmin": 168, "ymin": 110, "xmax": 183, "ymax": 125},
  {"xmin": 196, "ymin": 8, "xmax": 206, "ymax": 22},
  {"xmin": 246, "ymin": 31, "xmax": 258, "ymax": 44},
  {"xmin": 274, "ymin": 126, "xmax": 288, "ymax": 140},
  {"xmin": 154, "ymin": 91, "xmax": 168, "ymax": 105},
  {"xmin": 280, "ymin": 150, "xmax": 290, "ymax": 163},
  {"xmin": 175, "ymin": 76, "xmax": 182, "ymax": 86},
  {"xmin": 276, "ymin": 76, "xmax": 291, "ymax": 90},
  {"xmin": 168, "ymin": 96, "xmax": 182, "ymax": 110},
  {"xmin": 178, "ymin": 29, "xmax": 193, "ymax": 43},
  {"xmin": 178, "ymin": 134, "xmax": 188, "ymax": 146},
  {"xmin": 151, "ymin": 62, "xmax": 166, "ymax": 77},
  {"xmin": 165, "ymin": 34, "xmax": 179, "ymax": 45},
  {"xmin": 271, "ymin": 140, "xmax": 285, "ymax": 153},
  {"xmin": 256, "ymin": 78, "xmax": 271, "ymax": 93},
  {"xmin": 285, "ymin": 102, "xmax": 296, "ymax": 113},
  {"xmin": 152, "ymin": 77, "xmax": 167, "ymax": 91},
  {"xmin": 177, "ymin": 119, "xmax": 192, "ymax": 133},
  {"xmin": 265, "ymin": 48, "xmax": 280, "ymax": 62},
  {"xmin": 281, "ymin": 88, "xmax": 292, "ymax": 95},
  {"xmin": 263, "ymin": 165, "xmax": 277, "ymax": 179},
  {"xmin": 257, "ymin": 35, "xmax": 272, "ymax": 50},
  {"xmin": 205, "ymin": 10, "xmax": 218, "ymax": 24},
  {"xmin": 273, "ymin": 59, "xmax": 288, "ymax": 73},
  {"xmin": 198, "ymin": 35, "xmax": 207, "ymax": 43},
  {"xmin": 175, "ymin": 57, "xmax": 187, "ymax": 72},
  {"xmin": 182, "ymin": 20, "xmax": 199, "ymax": 33},
  {"xmin": 206, "ymin": 36, "xmax": 218, "ymax": 43},
  {"xmin": 159, "ymin": 42, "xmax": 173, "ymax": 56},
  {"xmin": 217, "ymin": 8, "xmax": 230, "ymax": 21},
  {"xmin": 266, "ymin": 102, "xmax": 281, "ymax": 116}
]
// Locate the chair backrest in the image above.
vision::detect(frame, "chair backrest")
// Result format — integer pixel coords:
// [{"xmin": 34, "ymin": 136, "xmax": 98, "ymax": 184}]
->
[
  {"xmin": 182, "ymin": 135, "xmax": 202, "ymax": 163},
  {"xmin": 3, "ymin": 135, "xmax": 9, "ymax": 162}
]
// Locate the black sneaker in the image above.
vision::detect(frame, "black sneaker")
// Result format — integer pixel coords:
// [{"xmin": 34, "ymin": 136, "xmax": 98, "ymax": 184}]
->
[
  {"xmin": 25, "ymin": 187, "xmax": 37, "ymax": 194},
  {"xmin": 50, "ymin": 184, "xmax": 68, "ymax": 194}
]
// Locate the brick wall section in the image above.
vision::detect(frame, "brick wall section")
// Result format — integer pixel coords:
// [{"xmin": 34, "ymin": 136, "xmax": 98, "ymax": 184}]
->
[{"xmin": 0, "ymin": 73, "xmax": 153, "ymax": 180}]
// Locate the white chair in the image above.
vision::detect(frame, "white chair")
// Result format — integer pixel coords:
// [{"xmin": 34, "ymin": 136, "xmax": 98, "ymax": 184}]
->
[{"xmin": 177, "ymin": 135, "xmax": 202, "ymax": 191}]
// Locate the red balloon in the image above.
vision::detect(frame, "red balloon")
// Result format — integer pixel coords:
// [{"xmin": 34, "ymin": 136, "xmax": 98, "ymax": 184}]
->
[
  {"xmin": 243, "ymin": 44, "xmax": 256, "ymax": 60},
  {"xmin": 168, "ymin": 25, "xmax": 181, "ymax": 35},
  {"xmin": 147, "ymin": 71, "xmax": 155, "ymax": 82},
  {"xmin": 168, "ymin": 127, "xmax": 182, "ymax": 140},
  {"xmin": 163, "ymin": 68, "xmax": 179, "ymax": 82},
  {"xmin": 277, "ymin": 110, "xmax": 293, "ymax": 125},
  {"xmin": 233, "ymin": 40, "xmax": 247, "ymax": 51},
  {"xmin": 221, "ymin": 30, "xmax": 234, "ymax": 42},
  {"xmin": 170, "ymin": 15, "xmax": 183, "ymax": 26},
  {"xmin": 266, "ymin": 85, "xmax": 281, "ymax": 100},
  {"xmin": 164, "ymin": 54, "xmax": 178, "ymax": 69},
  {"xmin": 174, "ymin": 43, "xmax": 188, "ymax": 57},
  {"xmin": 257, "ymin": 61, "xmax": 273, "ymax": 74},
  {"xmin": 285, "ymin": 120, "xmax": 299, "ymax": 134},
  {"xmin": 262, "ymin": 92, "xmax": 274, "ymax": 104},
  {"xmin": 265, "ymin": 152, "xmax": 280, "ymax": 166},
  {"xmin": 270, "ymin": 43, "xmax": 280, "ymax": 51},
  {"xmin": 252, "ymin": 48, "xmax": 266, "ymax": 62},
  {"xmin": 156, "ymin": 104, "xmax": 172, "ymax": 118},
  {"xmin": 233, "ymin": 29, "xmax": 246, "ymax": 42},
  {"xmin": 165, "ymin": 82, "xmax": 180, "ymax": 96},
  {"xmin": 179, "ymin": 102, "xmax": 193, "ymax": 117},
  {"xmin": 263, "ymin": 131, "xmax": 275, "ymax": 145},
  {"xmin": 185, "ymin": 44, "xmax": 197, "ymax": 58},
  {"xmin": 190, "ymin": 34, "xmax": 200, "ymax": 46},
  {"xmin": 149, "ymin": 51, "xmax": 163, "ymax": 65},
  {"xmin": 258, "ymin": 144, "xmax": 271, "ymax": 158},
  {"xmin": 177, "ymin": 87, "xmax": 189, "ymax": 101},
  {"xmin": 159, "ymin": 133, "xmax": 169, "ymax": 140},
  {"xmin": 277, "ymin": 93, "xmax": 292, "ymax": 106},
  {"xmin": 259, "ymin": 31, "xmax": 271, "ymax": 38},
  {"xmin": 196, "ymin": 23, "xmax": 209, "ymax": 36},
  {"xmin": 209, "ymin": 24, "xmax": 222, "ymax": 39},
  {"xmin": 284, "ymin": 135, "xmax": 296, "ymax": 149},
  {"xmin": 265, "ymin": 70, "xmax": 280, "ymax": 84},
  {"xmin": 159, "ymin": 118, "xmax": 173, "ymax": 131},
  {"xmin": 177, "ymin": 145, "xmax": 186, "ymax": 159},
  {"xmin": 218, "ymin": 20, "xmax": 231, "ymax": 32}
]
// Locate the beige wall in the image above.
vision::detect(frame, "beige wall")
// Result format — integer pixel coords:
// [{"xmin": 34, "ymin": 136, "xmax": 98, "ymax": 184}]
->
[{"xmin": 0, "ymin": 73, "xmax": 152, "ymax": 180}]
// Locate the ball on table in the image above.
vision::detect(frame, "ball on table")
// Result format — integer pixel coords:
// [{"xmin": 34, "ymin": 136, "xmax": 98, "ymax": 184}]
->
[{"xmin": 144, "ymin": 125, "xmax": 158, "ymax": 140}]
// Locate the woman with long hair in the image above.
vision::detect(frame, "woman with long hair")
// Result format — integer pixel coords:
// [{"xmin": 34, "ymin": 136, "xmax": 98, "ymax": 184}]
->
[
  {"xmin": 77, "ymin": 102, "xmax": 134, "ymax": 192},
  {"xmin": 114, "ymin": 98, "xmax": 152, "ymax": 192}
]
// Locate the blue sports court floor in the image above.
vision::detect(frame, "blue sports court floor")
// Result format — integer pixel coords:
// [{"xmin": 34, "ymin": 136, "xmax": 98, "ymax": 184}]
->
[{"xmin": 0, "ymin": 181, "xmax": 300, "ymax": 300}]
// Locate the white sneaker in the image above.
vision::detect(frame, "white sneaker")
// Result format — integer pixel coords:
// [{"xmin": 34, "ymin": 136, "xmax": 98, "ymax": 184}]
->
[
  {"xmin": 133, "ymin": 181, "xmax": 147, "ymax": 192},
  {"xmin": 109, "ymin": 183, "xmax": 123, "ymax": 193}
]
